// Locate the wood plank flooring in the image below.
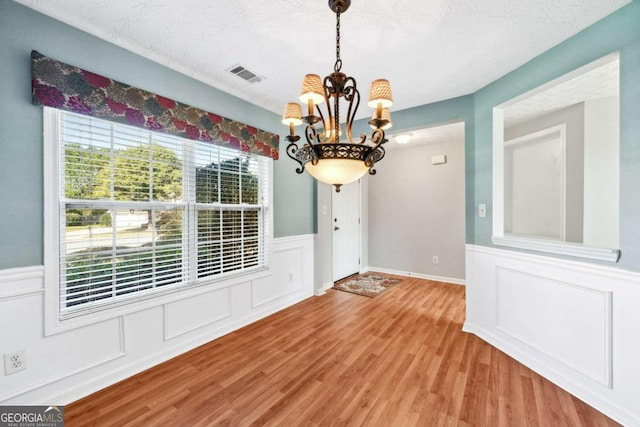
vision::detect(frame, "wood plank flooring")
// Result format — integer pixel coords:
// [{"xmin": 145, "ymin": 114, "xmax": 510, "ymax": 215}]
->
[{"xmin": 66, "ymin": 276, "xmax": 620, "ymax": 426}]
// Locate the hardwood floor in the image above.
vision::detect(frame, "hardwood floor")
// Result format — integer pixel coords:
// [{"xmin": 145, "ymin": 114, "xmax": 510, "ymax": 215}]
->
[{"xmin": 66, "ymin": 276, "xmax": 619, "ymax": 426}]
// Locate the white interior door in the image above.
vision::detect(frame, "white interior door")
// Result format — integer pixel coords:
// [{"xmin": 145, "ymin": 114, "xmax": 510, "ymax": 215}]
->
[{"xmin": 332, "ymin": 181, "xmax": 360, "ymax": 282}]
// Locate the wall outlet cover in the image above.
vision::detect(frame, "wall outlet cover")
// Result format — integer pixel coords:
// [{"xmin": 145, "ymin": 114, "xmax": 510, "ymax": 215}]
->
[{"xmin": 4, "ymin": 350, "xmax": 26, "ymax": 375}]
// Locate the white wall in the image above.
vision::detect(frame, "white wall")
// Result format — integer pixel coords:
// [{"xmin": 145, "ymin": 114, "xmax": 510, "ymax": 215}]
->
[
  {"xmin": 506, "ymin": 134, "xmax": 565, "ymax": 239},
  {"xmin": 368, "ymin": 139, "xmax": 466, "ymax": 283},
  {"xmin": 465, "ymin": 245, "xmax": 640, "ymax": 426},
  {"xmin": 583, "ymin": 96, "xmax": 620, "ymax": 249},
  {"xmin": 505, "ymin": 103, "xmax": 585, "ymax": 243},
  {"xmin": 360, "ymin": 176, "xmax": 369, "ymax": 273},
  {"xmin": 0, "ymin": 235, "xmax": 314, "ymax": 405},
  {"xmin": 314, "ymin": 182, "xmax": 334, "ymax": 295}
]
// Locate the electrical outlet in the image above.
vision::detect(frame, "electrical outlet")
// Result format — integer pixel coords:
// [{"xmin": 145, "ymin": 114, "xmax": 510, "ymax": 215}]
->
[
  {"xmin": 4, "ymin": 350, "xmax": 26, "ymax": 375},
  {"xmin": 432, "ymin": 256, "xmax": 439, "ymax": 265},
  {"xmin": 288, "ymin": 273, "xmax": 293, "ymax": 283}
]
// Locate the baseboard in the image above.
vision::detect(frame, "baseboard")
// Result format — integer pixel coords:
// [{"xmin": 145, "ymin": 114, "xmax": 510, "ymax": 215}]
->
[
  {"xmin": 367, "ymin": 266, "xmax": 465, "ymax": 286},
  {"xmin": 463, "ymin": 321, "xmax": 638, "ymax": 427},
  {"xmin": 314, "ymin": 281, "xmax": 333, "ymax": 296}
]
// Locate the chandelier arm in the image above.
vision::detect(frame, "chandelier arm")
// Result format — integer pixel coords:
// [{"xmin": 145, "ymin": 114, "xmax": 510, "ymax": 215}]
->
[
  {"xmin": 343, "ymin": 77, "xmax": 357, "ymax": 102},
  {"xmin": 315, "ymin": 105, "xmax": 328, "ymax": 144},
  {"xmin": 322, "ymin": 75, "xmax": 336, "ymax": 143},
  {"xmin": 367, "ymin": 128, "xmax": 387, "ymax": 160},
  {"xmin": 370, "ymin": 127, "xmax": 386, "ymax": 146},
  {"xmin": 366, "ymin": 146, "xmax": 386, "ymax": 176},
  {"xmin": 334, "ymin": 87, "xmax": 340, "ymax": 143},
  {"xmin": 374, "ymin": 145, "xmax": 386, "ymax": 164},
  {"xmin": 305, "ymin": 125, "xmax": 319, "ymax": 146},
  {"xmin": 343, "ymin": 77, "xmax": 360, "ymax": 143},
  {"xmin": 286, "ymin": 141, "xmax": 305, "ymax": 174},
  {"xmin": 310, "ymin": 144, "xmax": 321, "ymax": 165}
]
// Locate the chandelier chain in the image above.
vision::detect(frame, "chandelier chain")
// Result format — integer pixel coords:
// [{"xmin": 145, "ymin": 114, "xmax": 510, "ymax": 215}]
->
[
  {"xmin": 334, "ymin": 7, "xmax": 342, "ymax": 141},
  {"xmin": 335, "ymin": 9, "xmax": 342, "ymax": 72}
]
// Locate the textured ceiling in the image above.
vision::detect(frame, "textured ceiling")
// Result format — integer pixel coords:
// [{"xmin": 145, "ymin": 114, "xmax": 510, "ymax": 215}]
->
[
  {"xmin": 15, "ymin": 0, "xmax": 630, "ymax": 125},
  {"xmin": 504, "ymin": 55, "xmax": 619, "ymax": 127},
  {"xmin": 386, "ymin": 122, "xmax": 465, "ymax": 150}
]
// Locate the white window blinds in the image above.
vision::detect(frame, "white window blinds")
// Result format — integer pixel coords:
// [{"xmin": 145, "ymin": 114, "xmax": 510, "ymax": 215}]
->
[{"xmin": 53, "ymin": 110, "xmax": 270, "ymax": 318}]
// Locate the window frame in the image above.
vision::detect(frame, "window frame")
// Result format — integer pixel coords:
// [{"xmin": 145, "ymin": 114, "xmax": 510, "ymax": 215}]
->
[{"xmin": 43, "ymin": 107, "xmax": 274, "ymax": 335}]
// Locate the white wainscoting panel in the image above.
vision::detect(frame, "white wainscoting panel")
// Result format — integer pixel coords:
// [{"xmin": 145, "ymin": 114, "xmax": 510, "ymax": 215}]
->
[
  {"xmin": 0, "ymin": 288, "xmax": 124, "ymax": 401},
  {"xmin": 464, "ymin": 244, "xmax": 640, "ymax": 426},
  {"xmin": 253, "ymin": 247, "xmax": 303, "ymax": 308},
  {"xmin": 164, "ymin": 288, "xmax": 232, "ymax": 340},
  {"xmin": 495, "ymin": 267, "xmax": 611, "ymax": 386},
  {"xmin": 0, "ymin": 234, "xmax": 315, "ymax": 406}
]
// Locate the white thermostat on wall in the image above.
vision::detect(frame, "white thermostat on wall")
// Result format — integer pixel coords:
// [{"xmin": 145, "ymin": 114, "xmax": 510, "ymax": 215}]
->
[{"xmin": 431, "ymin": 154, "xmax": 447, "ymax": 165}]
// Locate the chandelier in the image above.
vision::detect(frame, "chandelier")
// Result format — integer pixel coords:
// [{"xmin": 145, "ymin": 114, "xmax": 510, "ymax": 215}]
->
[{"xmin": 282, "ymin": 0, "xmax": 393, "ymax": 192}]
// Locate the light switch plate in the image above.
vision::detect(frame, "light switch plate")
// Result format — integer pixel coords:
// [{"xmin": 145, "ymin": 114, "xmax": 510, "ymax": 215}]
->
[
  {"xmin": 431, "ymin": 154, "xmax": 447, "ymax": 165},
  {"xmin": 479, "ymin": 204, "xmax": 486, "ymax": 218}
]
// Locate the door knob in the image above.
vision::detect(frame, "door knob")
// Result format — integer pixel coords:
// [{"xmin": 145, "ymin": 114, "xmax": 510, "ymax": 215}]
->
[{"xmin": 334, "ymin": 226, "xmax": 340, "ymax": 231}]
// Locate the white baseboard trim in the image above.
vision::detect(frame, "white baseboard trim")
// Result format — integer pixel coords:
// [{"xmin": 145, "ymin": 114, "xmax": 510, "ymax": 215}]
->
[
  {"xmin": 0, "ymin": 319, "xmax": 126, "ymax": 403},
  {"xmin": 315, "ymin": 281, "xmax": 333, "ymax": 296},
  {"xmin": 462, "ymin": 321, "xmax": 636, "ymax": 427},
  {"xmin": 368, "ymin": 266, "xmax": 465, "ymax": 286}
]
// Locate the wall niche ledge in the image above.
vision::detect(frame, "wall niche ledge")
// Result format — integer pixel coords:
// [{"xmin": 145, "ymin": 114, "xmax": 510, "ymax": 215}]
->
[{"xmin": 491, "ymin": 235, "xmax": 620, "ymax": 263}]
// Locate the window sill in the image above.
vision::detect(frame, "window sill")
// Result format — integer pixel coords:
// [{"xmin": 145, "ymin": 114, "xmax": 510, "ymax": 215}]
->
[{"xmin": 491, "ymin": 235, "xmax": 620, "ymax": 263}]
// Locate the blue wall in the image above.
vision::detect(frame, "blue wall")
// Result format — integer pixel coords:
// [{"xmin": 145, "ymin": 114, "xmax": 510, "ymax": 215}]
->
[
  {"xmin": 0, "ymin": 0, "xmax": 315, "ymax": 269},
  {"xmin": 472, "ymin": 1, "xmax": 640, "ymax": 270},
  {"xmin": 1, "ymin": 0, "xmax": 639, "ymax": 271}
]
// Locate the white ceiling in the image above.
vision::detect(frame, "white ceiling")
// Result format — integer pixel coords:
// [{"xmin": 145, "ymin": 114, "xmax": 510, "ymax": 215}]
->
[{"xmin": 15, "ymin": 0, "xmax": 629, "ymax": 127}]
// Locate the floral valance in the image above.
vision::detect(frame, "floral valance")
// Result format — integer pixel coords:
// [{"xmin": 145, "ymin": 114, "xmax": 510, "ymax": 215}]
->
[{"xmin": 31, "ymin": 51, "xmax": 279, "ymax": 159}]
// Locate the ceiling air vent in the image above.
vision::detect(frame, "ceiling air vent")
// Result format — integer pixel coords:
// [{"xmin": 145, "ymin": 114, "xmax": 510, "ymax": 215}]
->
[{"xmin": 228, "ymin": 64, "xmax": 264, "ymax": 84}]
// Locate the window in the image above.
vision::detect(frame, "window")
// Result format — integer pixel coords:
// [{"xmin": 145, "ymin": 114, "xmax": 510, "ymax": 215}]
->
[{"xmin": 45, "ymin": 109, "xmax": 271, "ymax": 319}]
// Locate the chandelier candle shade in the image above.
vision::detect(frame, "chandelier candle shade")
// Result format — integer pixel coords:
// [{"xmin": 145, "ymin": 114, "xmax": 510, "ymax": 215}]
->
[{"xmin": 283, "ymin": 0, "xmax": 394, "ymax": 192}]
